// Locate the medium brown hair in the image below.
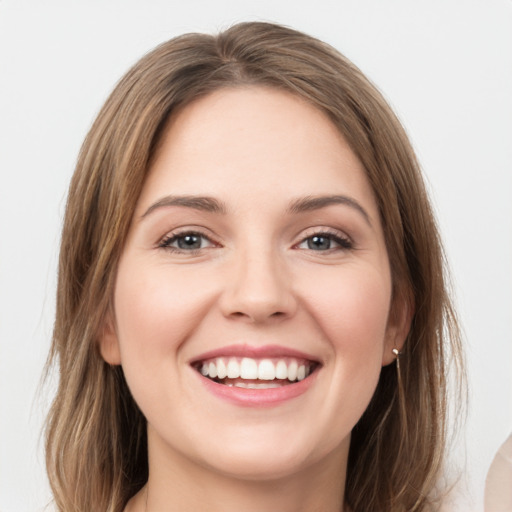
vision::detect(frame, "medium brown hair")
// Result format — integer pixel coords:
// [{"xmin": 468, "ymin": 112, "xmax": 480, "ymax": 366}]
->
[{"xmin": 45, "ymin": 21, "xmax": 464, "ymax": 512}]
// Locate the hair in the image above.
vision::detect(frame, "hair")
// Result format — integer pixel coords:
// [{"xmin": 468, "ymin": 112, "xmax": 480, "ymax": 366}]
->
[{"xmin": 45, "ymin": 21, "xmax": 464, "ymax": 512}]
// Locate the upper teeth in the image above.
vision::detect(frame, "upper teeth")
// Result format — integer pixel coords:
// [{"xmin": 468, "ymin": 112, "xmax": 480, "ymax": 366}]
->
[{"xmin": 199, "ymin": 357, "xmax": 311, "ymax": 382}]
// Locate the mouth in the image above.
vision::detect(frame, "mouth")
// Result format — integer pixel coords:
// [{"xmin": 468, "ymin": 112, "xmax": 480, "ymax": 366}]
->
[{"xmin": 193, "ymin": 356, "xmax": 320, "ymax": 389}]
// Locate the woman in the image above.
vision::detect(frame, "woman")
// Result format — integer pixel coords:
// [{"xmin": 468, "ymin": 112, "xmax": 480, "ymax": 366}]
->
[{"xmin": 45, "ymin": 21, "xmax": 464, "ymax": 511}]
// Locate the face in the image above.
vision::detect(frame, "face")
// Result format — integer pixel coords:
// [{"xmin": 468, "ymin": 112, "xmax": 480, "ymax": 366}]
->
[{"xmin": 101, "ymin": 87, "xmax": 408, "ymax": 482}]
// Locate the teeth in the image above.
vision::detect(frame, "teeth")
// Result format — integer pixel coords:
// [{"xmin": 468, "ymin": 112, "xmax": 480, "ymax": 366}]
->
[
  {"xmin": 208, "ymin": 362, "xmax": 217, "ymax": 379},
  {"xmin": 275, "ymin": 360, "xmax": 287, "ymax": 379},
  {"xmin": 287, "ymin": 360, "xmax": 298, "ymax": 381},
  {"xmin": 198, "ymin": 356, "xmax": 315, "ymax": 382},
  {"xmin": 240, "ymin": 358, "xmax": 258, "ymax": 379},
  {"xmin": 227, "ymin": 358, "xmax": 240, "ymax": 378},
  {"xmin": 258, "ymin": 359, "xmax": 275, "ymax": 380},
  {"xmin": 235, "ymin": 381, "xmax": 283, "ymax": 389},
  {"xmin": 216, "ymin": 358, "xmax": 227, "ymax": 379}
]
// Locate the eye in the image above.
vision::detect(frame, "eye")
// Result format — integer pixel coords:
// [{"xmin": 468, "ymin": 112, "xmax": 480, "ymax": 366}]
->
[
  {"xmin": 296, "ymin": 232, "xmax": 353, "ymax": 251},
  {"xmin": 158, "ymin": 231, "xmax": 216, "ymax": 252}
]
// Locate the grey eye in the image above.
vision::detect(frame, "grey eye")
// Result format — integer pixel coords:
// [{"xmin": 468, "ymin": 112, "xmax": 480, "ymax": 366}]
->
[
  {"xmin": 176, "ymin": 234, "xmax": 203, "ymax": 250},
  {"xmin": 297, "ymin": 232, "xmax": 353, "ymax": 252},
  {"xmin": 160, "ymin": 231, "xmax": 215, "ymax": 252},
  {"xmin": 307, "ymin": 235, "xmax": 332, "ymax": 250}
]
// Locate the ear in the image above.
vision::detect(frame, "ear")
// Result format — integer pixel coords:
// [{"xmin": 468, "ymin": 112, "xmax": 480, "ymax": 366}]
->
[
  {"xmin": 98, "ymin": 312, "xmax": 122, "ymax": 365},
  {"xmin": 382, "ymin": 289, "xmax": 414, "ymax": 366}
]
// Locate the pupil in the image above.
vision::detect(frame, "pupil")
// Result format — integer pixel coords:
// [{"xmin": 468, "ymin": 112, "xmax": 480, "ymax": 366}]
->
[
  {"xmin": 178, "ymin": 235, "xmax": 201, "ymax": 249},
  {"xmin": 308, "ymin": 236, "xmax": 330, "ymax": 250}
]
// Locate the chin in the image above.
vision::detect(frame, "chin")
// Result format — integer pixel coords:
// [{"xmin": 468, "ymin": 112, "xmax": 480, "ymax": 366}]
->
[
  {"xmin": 192, "ymin": 427, "xmax": 345, "ymax": 482},
  {"xmin": 203, "ymin": 451, "xmax": 314, "ymax": 482}
]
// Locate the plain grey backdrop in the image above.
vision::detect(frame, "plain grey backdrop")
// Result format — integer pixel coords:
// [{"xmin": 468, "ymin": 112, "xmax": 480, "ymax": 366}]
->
[{"xmin": 1, "ymin": 1, "xmax": 511, "ymax": 510}]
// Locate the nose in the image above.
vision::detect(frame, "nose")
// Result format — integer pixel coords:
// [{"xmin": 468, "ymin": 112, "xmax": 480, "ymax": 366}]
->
[{"xmin": 219, "ymin": 247, "xmax": 297, "ymax": 324}]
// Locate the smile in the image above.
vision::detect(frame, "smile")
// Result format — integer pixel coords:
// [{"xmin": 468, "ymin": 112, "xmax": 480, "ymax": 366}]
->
[
  {"xmin": 190, "ymin": 344, "xmax": 321, "ymax": 406},
  {"xmin": 196, "ymin": 357, "xmax": 317, "ymax": 388}
]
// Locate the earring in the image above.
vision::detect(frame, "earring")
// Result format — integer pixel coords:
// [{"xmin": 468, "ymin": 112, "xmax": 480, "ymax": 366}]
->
[{"xmin": 392, "ymin": 347, "xmax": 401, "ymax": 372}]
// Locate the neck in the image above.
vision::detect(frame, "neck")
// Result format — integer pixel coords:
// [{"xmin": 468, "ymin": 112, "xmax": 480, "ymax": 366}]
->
[{"xmin": 126, "ymin": 431, "xmax": 349, "ymax": 512}]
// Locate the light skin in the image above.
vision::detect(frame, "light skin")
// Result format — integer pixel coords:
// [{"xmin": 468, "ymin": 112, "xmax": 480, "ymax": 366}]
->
[{"xmin": 100, "ymin": 86, "xmax": 410, "ymax": 511}]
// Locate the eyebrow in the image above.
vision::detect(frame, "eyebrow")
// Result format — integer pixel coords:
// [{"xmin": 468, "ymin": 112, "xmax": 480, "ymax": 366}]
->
[
  {"xmin": 287, "ymin": 195, "xmax": 371, "ymax": 225},
  {"xmin": 141, "ymin": 195, "xmax": 227, "ymax": 218},
  {"xmin": 141, "ymin": 193, "xmax": 371, "ymax": 225}
]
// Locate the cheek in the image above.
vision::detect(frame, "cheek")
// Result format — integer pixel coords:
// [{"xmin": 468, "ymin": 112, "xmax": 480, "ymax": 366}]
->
[
  {"xmin": 301, "ymin": 264, "xmax": 392, "ymax": 363},
  {"xmin": 113, "ymin": 261, "xmax": 217, "ymax": 362},
  {"xmin": 111, "ymin": 260, "xmax": 224, "ymax": 419},
  {"xmin": 289, "ymin": 264, "xmax": 393, "ymax": 450},
  {"xmin": 296, "ymin": 265, "xmax": 391, "ymax": 394}
]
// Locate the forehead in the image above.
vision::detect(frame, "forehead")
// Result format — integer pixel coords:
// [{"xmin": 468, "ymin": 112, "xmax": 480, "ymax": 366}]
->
[{"xmin": 138, "ymin": 86, "xmax": 378, "ymax": 219}]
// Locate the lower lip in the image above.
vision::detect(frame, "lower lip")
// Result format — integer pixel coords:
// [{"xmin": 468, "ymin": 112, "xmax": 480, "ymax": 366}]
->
[{"xmin": 196, "ymin": 371, "xmax": 318, "ymax": 407}]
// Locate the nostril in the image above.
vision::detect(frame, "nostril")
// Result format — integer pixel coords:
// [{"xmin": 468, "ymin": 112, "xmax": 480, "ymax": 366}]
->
[{"xmin": 227, "ymin": 309, "xmax": 288, "ymax": 322}]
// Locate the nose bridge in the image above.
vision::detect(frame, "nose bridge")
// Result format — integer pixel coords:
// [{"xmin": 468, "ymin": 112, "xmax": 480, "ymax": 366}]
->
[{"xmin": 221, "ymin": 241, "xmax": 296, "ymax": 322}]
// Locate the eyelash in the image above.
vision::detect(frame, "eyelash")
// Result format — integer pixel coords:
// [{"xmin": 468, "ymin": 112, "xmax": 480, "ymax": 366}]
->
[
  {"xmin": 295, "ymin": 229, "xmax": 353, "ymax": 252},
  {"xmin": 158, "ymin": 228, "xmax": 353, "ymax": 255},
  {"xmin": 158, "ymin": 230, "xmax": 217, "ymax": 253}
]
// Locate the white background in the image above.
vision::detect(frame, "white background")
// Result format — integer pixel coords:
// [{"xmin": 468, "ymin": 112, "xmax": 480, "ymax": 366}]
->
[{"xmin": 0, "ymin": 1, "xmax": 511, "ymax": 511}]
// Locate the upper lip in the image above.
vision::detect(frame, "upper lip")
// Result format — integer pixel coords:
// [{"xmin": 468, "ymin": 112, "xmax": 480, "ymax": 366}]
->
[{"xmin": 189, "ymin": 344, "xmax": 322, "ymax": 365}]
